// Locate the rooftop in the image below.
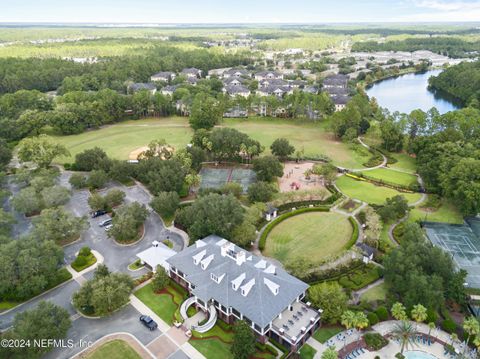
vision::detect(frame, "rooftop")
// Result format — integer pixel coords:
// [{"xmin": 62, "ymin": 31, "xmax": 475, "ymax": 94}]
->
[{"xmin": 166, "ymin": 235, "xmax": 309, "ymax": 328}]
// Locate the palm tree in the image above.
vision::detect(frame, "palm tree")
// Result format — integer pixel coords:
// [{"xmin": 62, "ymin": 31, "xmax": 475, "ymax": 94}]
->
[
  {"xmin": 392, "ymin": 320, "xmax": 417, "ymax": 354},
  {"xmin": 353, "ymin": 311, "xmax": 370, "ymax": 343},
  {"xmin": 321, "ymin": 347, "xmax": 338, "ymax": 359},
  {"xmin": 462, "ymin": 316, "xmax": 480, "ymax": 354},
  {"xmin": 391, "ymin": 302, "xmax": 407, "ymax": 321},
  {"xmin": 450, "ymin": 333, "xmax": 458, "ymax": 347},
  {"xmin": 427, "ymin": 322, "xmax": 435, "ymax": 341},
  {"xmin": 340, "ymin": 310, "xmax": 356, "ymax": 348},
  {"xmin": 410, "ymin": 304, "xmax": 427, "ymax": 330}
]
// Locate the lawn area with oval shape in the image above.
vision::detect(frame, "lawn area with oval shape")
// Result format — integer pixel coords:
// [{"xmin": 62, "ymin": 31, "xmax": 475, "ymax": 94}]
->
[
  {"xmin": 336, "ymin": 175, "xmax": 422, "ymax": 205},
  {"xmin": 263, "ymin": 212, "xmax": 352, "ymax": 265}
]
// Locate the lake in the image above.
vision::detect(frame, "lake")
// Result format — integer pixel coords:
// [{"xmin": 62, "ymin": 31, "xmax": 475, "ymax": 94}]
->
[{"xmin": 365, "ymin": 69, "xmax": 461, "ymax": 114}]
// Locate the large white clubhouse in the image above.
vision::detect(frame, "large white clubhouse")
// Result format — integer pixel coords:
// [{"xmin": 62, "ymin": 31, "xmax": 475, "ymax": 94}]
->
[{"xmin": 163, "ymin": 235, "xmax": 322, "ymax": 352}]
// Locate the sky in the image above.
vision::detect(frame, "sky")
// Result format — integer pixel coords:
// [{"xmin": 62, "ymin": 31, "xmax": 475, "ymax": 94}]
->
[{"xmin": 1, "ymin": 0, "xmax": 480, "ymax": 23}]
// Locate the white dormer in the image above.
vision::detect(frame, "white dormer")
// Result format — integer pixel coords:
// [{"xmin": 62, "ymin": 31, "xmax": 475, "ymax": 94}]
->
[
  {"xmin": 215, "ymin": 238, "xmax": 227, "ymax": 247},
  {"xmin": 264, "ymin": 278, "xmax": 280, "ymax": 296},
  {"xmin": 231, "ymin": 273, "xmax": 246, "ymax": 291},
  {"xmin": 211, "ymin": 272, "xmax": 225, "ymax": 284},
  {"xmin": 247, "ymin": 255, "xmax": 253, "ymax": 261},
  {"xmin": 201, "ymin": 254, "xmax": 214, "ymax": 270},
  {"xmin": 196, "ymin": 239, "xmax": 207, "ymax": 248},
  {"xmin": 264, "ymin": 264, "xmax": 276, "ymax": 274},
  {"xmin": 236, "ymin": 251, "xmax": 246, "ymax": 266},
  {"xmin": 255, "ymin": 259, "xmax": 267, "ymax": 269},
  {"xmin": 221, "ymin": 242, "xmax": 235, "ymax": 257},
  {"xmin": 193, "ymin": 249, "xmax": 206, "ymax": 265},
  {"xmin": 241, "ymin": 278, "xmax": 255, "ymax": 297}
]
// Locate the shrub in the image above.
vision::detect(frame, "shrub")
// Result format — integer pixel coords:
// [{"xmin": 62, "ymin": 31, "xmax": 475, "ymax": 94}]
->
[
  {"xmin": 72, "ymin": 255, "xmax": 87, "ymax": 267},
  {"xmin": 248, "ymin": 181, "xmax": 277, "ymax": 203},
  {"xmin": 367, "ymin": 312, "xmax": 379, "ymax": 326},
  {"xmin": 364, "ymin": 332, "xmax": 389, "ymax": 350},
  {"xmin": 376, "ymin": 306, "xmax": 389, "ymax": 321},
  {"xmin": 441, "ymin": 319, "xmax": 456, "ymax": 333},
  {"xmin": 79, "ymin": 247, "xmax": 91, "ymax": 257},
  {"xmin": 426, "ymin": 308, "xmax": 438, "ymax": 324},
  {"xmin": 87, "ymin": 170, "xmax": 109, "ymax": 189},
  {"xmin": 69, "ymin": 173, "xmax": 87, "ymax": 189}
]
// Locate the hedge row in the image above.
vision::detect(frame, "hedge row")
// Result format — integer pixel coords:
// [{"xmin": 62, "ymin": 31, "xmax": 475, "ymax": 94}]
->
[
  {"xmin": 276, "ymin": 194, "xmax": 342, "ymax": 213},
  {"xmin": 346, "ymin": 217, "xmax": 359, "ymax": 250},
  {"xmin": 258, "ymin": 206, "xmax": 330, "ymax": 250}
]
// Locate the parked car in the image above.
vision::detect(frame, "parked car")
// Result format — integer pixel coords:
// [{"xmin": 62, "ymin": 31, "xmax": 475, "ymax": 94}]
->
[
  {"xmin": 104, "ymin": 224, "xmax": 113, "ymax": 232},
  {"xmin": 91, "ymin": 210, "xmax": 107, "ymax": 218},
  {"xmin": 139, "ymin": 315, "xmax": 158, "ymax": 331},
  {"xmin": 99, "ymin": 218, "xmax": 112, "ymax": 227}
]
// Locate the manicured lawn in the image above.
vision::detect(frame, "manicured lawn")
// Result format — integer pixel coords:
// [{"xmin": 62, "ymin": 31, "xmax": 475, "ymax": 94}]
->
[
  {"xmin": 52, "ymin": 116, "xmax": 370, "ymax": 169},
  {"xmin": 362, "ymin": 168, "xmax": 417, "ymax": 187},
  {"xmin": 128, "ymin": 259, "xmax": 144, "ymax": 271},
  {"xmin": 71, "ymin": 253, "xmax": 97, "ymax": 272},
  {"xmin": 0, "ymin": 301, "xmax": 22, "ymax": 312},
  {"xmin": 133, "ymin": 283, "xmax": 186, "ymax": 325},
  {"xmin": 410, "ymin": 198, "xmax": 463, "ymax": 224},
  {"xmin": 299, "ymin": 344, "xmax": 317, "ymax": 359},
  {"xmin": 360, "ymin": 283, "xmax": 387, "ymax": 303},
  {"xmin": 335, "ymin": 175, "xmax": 422, "ymax": 205},
  {"xmin": 86, "ymin": 339, "xmax": 141, "ymax": 359},
  {"xmin": 313, "ymin": 326, "xmax": 343, "ymax": 343},
  {"xmin": 264, "ymin": 212, "xmax": 353, "ymax": 265},
  {"xmin": 190, "ymin": 338, "xmax": 232, "ymax": 359},
  {"xmin": 389, "ymin": 152, "xmax": 417, "ymax": 174}
]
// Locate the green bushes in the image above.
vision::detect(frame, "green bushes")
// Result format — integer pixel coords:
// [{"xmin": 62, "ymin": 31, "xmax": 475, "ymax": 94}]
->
[
  {"xmin": 258, "ymin": 206, "xmax": 330, "ymax": 250},
  {"xmin": 255, "ymin": 342, "xmax": 277, "ymax": 356},
  {"xmin": 335, "ymin": 265, "xmax": 382, "ymax": 291},
  {"xmin": 71, "ymin": 246, "xmax": 96, "ymax": 272},
  {"xmin": 367, "ymin": 312, "xmax": 379, "ymax": 326},
  {"xmin": 375, "ymin": 306, "xmax": 389, "ymax": 321},
  {"xmin": 441, "ymin": 319, "xmax": 457, "ymax": 333},
  {"xmin": 346, "ymin": 217, "xmax": 359, "ymax": 249},
  {"xmin": 364, "ymin": 332, "xmax": 389, "ymax": 350}
]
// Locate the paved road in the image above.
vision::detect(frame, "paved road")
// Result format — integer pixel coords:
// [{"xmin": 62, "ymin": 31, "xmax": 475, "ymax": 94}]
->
[
  {"xmin": 44, "ymin": 305, "xmax": 161, "ymax": 359},
  {"xmin": 1, "ymin": 171, "xmax": 191, "ymax": 358},
  {"xmin": 1, "ymin": 175, "xmax": 33, "ymax": 237}
]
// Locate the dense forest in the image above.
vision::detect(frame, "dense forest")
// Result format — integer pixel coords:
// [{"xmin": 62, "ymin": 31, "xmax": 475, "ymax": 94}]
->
[
  {"xmin": 352, "ymin": 37, "xmax": 480, "ymax": 58},
  {"xmin": 428, "ymin": 60, "xmax": 480, "ymax": 105},
  {"xmin": 0, "ymin": 44, "xmax": 254, "ymax": 94}
]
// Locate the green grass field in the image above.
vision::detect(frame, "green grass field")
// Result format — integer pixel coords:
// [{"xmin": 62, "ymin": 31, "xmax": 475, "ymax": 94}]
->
[
  {"xmin": 264, "ymin": 212, "xmax": 352, "ymax": 265},
  {"xmin": 360, "ymin": 283, "xmax": 387, "ymax": 303},
  {"xmin": 86, "ymin": 340, "xmax": 141, "ymax": 359},
  {"xmin": 335, "ymin": 175, "xmax": 422, "ymax": 205},
  {"xmin": 313, "ymin": 326, "xmax": 343, "ymax": 343},
  {"xmin": 133, "ymin": 283, "xmax": 183, "ymax": 325},
  {"xmin": 389, "ymin": 153, "xmax": 417, "ymax": 174},
  {"xmin": 410, "ymin": 199, "xmax": 463, "ymax": 224},
  {"xmin": 52, "ymin": 116, "xmax": 370, "ymax": 169},
  {"xmin": 362, "ymin": 168, "xmax": 418, "ymax": 187},
  {"xmin": 299, "ymin": 344, "xmax": 317, "ymax": 359}
]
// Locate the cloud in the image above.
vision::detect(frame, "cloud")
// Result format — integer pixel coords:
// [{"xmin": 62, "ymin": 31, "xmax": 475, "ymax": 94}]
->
[{"xmin": 394, "ymin": 0, "xmax": 480, "ymax": 21}]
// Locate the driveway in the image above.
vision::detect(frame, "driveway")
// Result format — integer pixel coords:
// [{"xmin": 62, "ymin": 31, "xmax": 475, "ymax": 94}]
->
[{"xmin": 0, "ymin": 279, "xmax": 80, "ymax": 331}]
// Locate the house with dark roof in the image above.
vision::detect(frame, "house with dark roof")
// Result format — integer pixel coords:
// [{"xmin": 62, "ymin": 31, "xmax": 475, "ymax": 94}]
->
[
  {"xmin": 181, "ymin": 67, "xmax": 202, "ymax": 78},
  {"xmin": 332, "ymin": 95, "xmax": 350, "ymax": 111},
  {"xmin": 223, "ymin": 68, "xmax": 250, "ymax": 79},
  {"xmin": 128, "ymin": 82, "xmax": 157, "ymax": 94},
  {"xmin": 322, "ymin": 74, "xmax": 349, "ymax": 89},
  {"xmin": 223, "ymin": 84, "xmax": 251, "ymax": 98},
  {"xmin": 254, "ymin": 70, "xmax": 284, "ymax": 81},
  {"xmin": 166, "ymin": 235, "xmax": 322, "ymax": 351},
  {"xmin": 150, "ymin": 71, "xmax": 176, "ymax": 82},
  {"xmin": 160, "ymin": 85, "xmax": 180, "ymax": 96}
]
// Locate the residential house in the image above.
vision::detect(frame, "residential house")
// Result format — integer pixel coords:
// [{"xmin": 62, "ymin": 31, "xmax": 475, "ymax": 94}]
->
[
  {"xmin": 128, "ymin": 83, "xmax": 157, "ymax": 95},
  {"xmin": 223, "ymin": 68, "xmax": 250, "ymax": 79},
  {"xmin": 223, "ymin": 84, "xmax": 251, "ymax": 98},
  {"xmin": 181, "ymin": 67, "xmax": 202, "ymax": 78},
  {"xmin": 161, "ymin": 85, "xmax": 180, "ymax": 96},
  {"xmin": 322, "ymin": 74, "xmax": 349, "ymax": 89},
  {"xmin": 254, "ymin": 70, "xmax": 284, "ymax": 81},
  {"xmin": 166, "ymin": 236, "xmax": 322, "ymax": 351},
  {"xmin": 332, "ymin": 95, "xmax": 350, "ymax": 112},
  {"xmin": 224, "ymin": 106, "xmax": 248, "ymax": 118},
  {"xmin": 151, "ymin": 71, "xmax": 176, "ymax": 83}
]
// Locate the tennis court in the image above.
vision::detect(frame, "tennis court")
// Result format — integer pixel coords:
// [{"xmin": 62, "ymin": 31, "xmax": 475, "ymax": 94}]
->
[
  {"xmin": 424, "ymin": 218, "xmax": 480, "ymax": 288},
  {"xmin": 199, "ymin": 165, "xmax": 256, "ymax": 193}
]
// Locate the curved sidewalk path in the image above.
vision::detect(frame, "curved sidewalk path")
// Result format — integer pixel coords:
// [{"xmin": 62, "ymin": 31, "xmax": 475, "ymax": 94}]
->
[{"xmin": 346, "ymin": 137, "xmax": 387, "ymax": 173}]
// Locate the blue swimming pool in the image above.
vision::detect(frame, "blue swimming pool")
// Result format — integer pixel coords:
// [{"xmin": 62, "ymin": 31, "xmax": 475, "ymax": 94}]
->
[{"xmin": 405, "ymin": 350, "xmax": 439, "ymax": 359}]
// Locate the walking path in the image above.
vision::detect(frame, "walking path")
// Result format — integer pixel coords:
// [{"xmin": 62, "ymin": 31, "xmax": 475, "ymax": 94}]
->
[
  {"xmin": 350, "ymin": 278, "xmax": 385, "ymax": 304},
  {"xmin": 346, "ymin": 137, "xmax": 387, "ymax": 173}
]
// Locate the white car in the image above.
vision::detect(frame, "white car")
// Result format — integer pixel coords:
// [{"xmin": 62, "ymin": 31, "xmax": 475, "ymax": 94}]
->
[{"xmin": 104, "ymin": 224, "xmax": 113, "ymax": 232}]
